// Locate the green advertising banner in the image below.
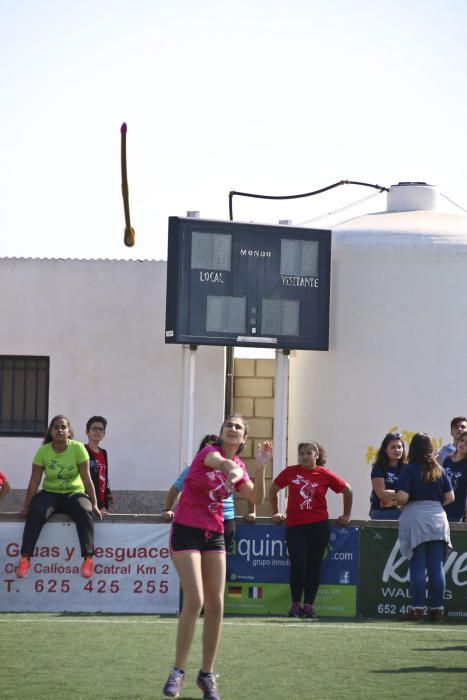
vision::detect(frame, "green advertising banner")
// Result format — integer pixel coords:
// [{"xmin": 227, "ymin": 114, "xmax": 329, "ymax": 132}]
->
[{"xmin": 359, "ymin": 527, "xmax": 467, "ymax": 621}]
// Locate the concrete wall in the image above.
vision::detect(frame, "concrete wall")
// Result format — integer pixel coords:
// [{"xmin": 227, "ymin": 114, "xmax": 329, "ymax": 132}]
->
[{"xmin": 0, "ymin": 258, "xmax": 225, "ymax": 512}]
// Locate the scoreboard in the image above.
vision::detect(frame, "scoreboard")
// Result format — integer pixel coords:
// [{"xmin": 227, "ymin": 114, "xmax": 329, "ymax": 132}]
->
[{"xmin": 165, "ymin": 217, "xmax": 331, "ymax": 350}]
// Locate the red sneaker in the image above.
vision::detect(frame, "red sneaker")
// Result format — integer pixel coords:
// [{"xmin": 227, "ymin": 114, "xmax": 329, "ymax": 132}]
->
[
  {"xmin": 81, "ymin": 556, "xmax": 94, "ymax": 578},
  {"xmin": 17, "ymin": 557, "xmax": 31, "ymax": 578}
]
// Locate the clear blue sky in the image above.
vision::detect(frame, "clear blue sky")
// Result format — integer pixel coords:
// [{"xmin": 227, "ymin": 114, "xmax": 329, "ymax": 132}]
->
[{"xmin": 2, "ymin": 0, "xmax": 467, "ymax": 260}]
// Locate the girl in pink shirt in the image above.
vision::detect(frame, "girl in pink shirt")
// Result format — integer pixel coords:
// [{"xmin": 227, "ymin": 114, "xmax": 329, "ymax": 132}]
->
[{"xmin": 163, "ymin": 414, "xmax": 272, "ymax": 700}]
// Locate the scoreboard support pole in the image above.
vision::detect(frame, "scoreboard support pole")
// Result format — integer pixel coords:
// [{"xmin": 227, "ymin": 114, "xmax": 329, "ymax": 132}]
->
[
  {"xmin": 273, "ymin": 349, "xmax": 290, "ymax": 513},
  {"xmin": 180, "ymin": 344, "xmax": 197, "ymax": 469}
]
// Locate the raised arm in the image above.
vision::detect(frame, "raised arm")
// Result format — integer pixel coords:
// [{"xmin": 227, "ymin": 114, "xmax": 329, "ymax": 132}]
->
[{"xmin": 237, "ymin": 441, "xmax": 273, "ymax": 505}]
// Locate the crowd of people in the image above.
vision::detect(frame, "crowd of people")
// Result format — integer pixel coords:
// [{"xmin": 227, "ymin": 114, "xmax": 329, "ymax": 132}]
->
[{"xmin": 2, "ymin": 411, "xmax": 466, "ymax": 700}]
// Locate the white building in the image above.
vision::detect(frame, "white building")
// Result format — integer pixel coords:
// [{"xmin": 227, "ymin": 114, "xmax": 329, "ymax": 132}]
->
[{"xmin": 0, "ymin": 257, "xmax": 224, "ymax": 512}]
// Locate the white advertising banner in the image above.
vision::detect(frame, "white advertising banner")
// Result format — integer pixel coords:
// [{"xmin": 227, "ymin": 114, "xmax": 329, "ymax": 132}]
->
[{"xmin": 0, "ymin": 521, "xmax": 180, "ymax": 613}]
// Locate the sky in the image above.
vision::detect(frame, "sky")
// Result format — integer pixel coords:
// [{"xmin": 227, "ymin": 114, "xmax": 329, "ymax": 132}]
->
[{"xmin": 2, "ymin": 0, "xmax": 467, "ymax": 261}]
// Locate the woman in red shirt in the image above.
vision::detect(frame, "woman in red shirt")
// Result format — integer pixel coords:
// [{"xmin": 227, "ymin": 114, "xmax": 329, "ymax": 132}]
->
[{"xmin": 270, "ymin": 441, "xmax": 352, "ymax": 619}]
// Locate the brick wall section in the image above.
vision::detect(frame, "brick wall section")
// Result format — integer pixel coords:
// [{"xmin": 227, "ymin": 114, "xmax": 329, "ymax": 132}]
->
[{"xmin": 233, "ymin": 357, "xmax": 275, "ymax": 517}]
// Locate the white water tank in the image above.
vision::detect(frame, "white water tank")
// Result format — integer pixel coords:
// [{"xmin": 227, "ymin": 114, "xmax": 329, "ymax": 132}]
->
[{"xmin": 288, "ymin": 182, "xmax": 467, "ymax": 519}]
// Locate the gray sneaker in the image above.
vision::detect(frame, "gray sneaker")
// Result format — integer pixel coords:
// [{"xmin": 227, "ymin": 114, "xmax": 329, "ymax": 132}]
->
[
  {"xmin": 163, "ymin": 668, "xmax": 184, "ymax": 698},
  {"xmin": 196, "ymin": 671, "xmax": 220, "ymax": 700}
]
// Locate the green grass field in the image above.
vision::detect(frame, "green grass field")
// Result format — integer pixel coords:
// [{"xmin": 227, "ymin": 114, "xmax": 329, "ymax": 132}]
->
[{"xmin": 1, "ymin": 614, "xmax": 466, "ymax": 699}]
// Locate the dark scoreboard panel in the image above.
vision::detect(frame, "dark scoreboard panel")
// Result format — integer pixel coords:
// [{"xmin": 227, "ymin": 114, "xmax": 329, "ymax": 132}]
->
[{"xmin": 165, "ymin": 217, "xmax": 331, "ymax": 350}]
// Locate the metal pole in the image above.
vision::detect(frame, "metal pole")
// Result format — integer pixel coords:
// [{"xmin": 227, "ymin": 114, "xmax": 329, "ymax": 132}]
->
[
  {"xmin": 179, "ymin": 210, "xmax": 200, "ymax": 468},
  {"xmin": 274, "ymin": 219, "xmax": 291, "ymax": 512}
]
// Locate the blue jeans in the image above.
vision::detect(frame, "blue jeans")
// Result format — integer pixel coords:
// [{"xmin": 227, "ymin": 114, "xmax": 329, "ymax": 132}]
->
[{"xmin": 409, "ymin": 540, "xmax": 446, "ymax": 608}]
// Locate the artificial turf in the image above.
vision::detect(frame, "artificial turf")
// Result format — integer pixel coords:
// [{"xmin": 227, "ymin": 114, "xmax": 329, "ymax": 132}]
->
[{"xmin": 1, "ymin": 614, "xmax": 466, "ymax": 699}]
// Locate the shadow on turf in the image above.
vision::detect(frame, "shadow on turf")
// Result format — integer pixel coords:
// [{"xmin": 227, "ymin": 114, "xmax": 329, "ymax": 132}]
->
[
  {"xmin": 414, "ymin": 645, "xmax": 467, "ymax": 652},
  {"xmin": 372, "ymin": 666, "xmax": 467, "ymax": 674}
]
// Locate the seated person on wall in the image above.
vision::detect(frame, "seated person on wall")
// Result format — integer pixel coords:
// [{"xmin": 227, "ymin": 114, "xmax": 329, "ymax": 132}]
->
[
  {"xmin": 369, "ymin": 432, "xmax": 406, "ymax": 520},
  {"xmin": 442, "ymin": 429, "xmax": 467, "ymax": 523},
  {"xmin": 16, "ymin": 414, "xmax": 101, "ymax": 580},
  {"xmin": 0, "ymin": 471, "xmax": 11, "ymax": 502},
  {"xmin": 437, "ymin": 416, "xmax": 467, "ymax": 465},
  {"xmin": 84, "ymin": 415, "xmax": 114, "ymax": 515}
]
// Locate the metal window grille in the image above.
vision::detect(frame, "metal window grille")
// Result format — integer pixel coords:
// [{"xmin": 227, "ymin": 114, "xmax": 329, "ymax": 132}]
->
[{"xmin": 0, "ymin": 356, "xmax": 49, "ymax": 437}]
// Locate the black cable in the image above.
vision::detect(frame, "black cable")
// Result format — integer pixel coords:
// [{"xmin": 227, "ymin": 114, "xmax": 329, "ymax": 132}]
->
[{"xmin": 228, "ymin": 179, "xmax": 389, "ymax": 221}]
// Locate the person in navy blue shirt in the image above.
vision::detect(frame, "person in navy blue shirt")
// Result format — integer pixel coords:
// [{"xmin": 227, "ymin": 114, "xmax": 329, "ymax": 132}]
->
[
  {"xmin": 442, "ymin": 430, "xmax": 467, "ymax": 523},
  {"xmin": 394, "ymin": 433, "xmax": 454, "ymax": 623},
  {"xmin": 369, "ymin": 432, "xmax": 406, "ymax": 520}
]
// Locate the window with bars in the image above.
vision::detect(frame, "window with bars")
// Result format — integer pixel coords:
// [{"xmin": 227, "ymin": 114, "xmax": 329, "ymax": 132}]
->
[{"xmin": 0, "ymin": 356, "xmax": 49, "ymax": 437}]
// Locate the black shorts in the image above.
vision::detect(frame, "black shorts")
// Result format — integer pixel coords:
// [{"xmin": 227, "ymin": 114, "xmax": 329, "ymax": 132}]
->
[{"xmin": 170, "ymin": 522, "xmax": 226, "ymax": 554}]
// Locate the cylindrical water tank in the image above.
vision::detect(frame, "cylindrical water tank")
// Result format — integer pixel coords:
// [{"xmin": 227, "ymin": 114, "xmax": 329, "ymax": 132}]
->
[{"xmin": 288, "ymin": 182, "xmax": 467, "ymax": 519}]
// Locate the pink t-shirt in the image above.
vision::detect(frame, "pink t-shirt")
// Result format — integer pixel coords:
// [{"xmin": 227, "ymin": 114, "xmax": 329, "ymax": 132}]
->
[{"xmin": 173, "ymin": 445, "xmax": 251, "ymax": 533}]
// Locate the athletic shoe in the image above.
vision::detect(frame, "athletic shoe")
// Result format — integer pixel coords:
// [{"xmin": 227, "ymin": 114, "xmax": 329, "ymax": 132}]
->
[
  {"xmin": 301, "ymin": 604, "xmax": 319, "ymax": 620},
  {"xmin": 397, "ymin": 608, "xmax": 424, "ymax": 622},
  {"xmin": 287, "ymin": 603, "xmax": 302, "ymax": 618},
  {"xmin": 80, "ymin": 556, "xmax": 94, "ymax": 578},
  {"xmin": 17, "ymin": 557, "xmax": 31, "ymax": 578},
  {"xmin": 429, "ymin": 608, "xmax": 444, "ymax": 623},
  {"xmin": 196, "ymin": 671, "xmax": 220, "ymax": 700},
  {"xmin": 163, "ymin": 668, "xmax": 184, "ymax": 698}
]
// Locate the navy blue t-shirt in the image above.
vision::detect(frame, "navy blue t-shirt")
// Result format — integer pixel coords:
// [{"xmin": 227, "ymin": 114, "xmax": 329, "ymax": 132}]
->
[
  {"xmin": 397, "ymin": 462, "xmax": 452, "ymax": 502},
  {"xmin": 442, "ymin": 456, "xmax": 467, "ymax": 522},
  {"xmin": 370, "ymin": 463, "xmax": 401, "ymax": 510}
]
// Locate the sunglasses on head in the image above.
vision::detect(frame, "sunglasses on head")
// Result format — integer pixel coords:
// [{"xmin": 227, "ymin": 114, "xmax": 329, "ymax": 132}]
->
[{"xmin": 386, "ymin": 432, "xmax": 402, "ymax": 440}]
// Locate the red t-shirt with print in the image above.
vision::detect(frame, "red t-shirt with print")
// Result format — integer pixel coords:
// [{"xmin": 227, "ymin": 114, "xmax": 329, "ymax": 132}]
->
[{"xmin": 274, "ymin": 465, "xmax": 347, "ymax": 526}]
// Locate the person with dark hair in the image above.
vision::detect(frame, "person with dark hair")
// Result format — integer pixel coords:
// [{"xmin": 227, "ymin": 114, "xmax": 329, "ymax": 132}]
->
[
  {"xmin": 394, "ymin": 433, "xmax": 454, "ymax": 622},
  {"xmin": 442, "ymin": 430, "xmax": 467, "ymax": 523},
  {"xmin": 161, "ymin": 434, "xmax": 255, "ymax": 549},
  {"xmin": 437, "ymin": 416, "xmax": 467, "ymax": 465},
  {"xmin": 84, "ymin": 415, "xmax": 114, "ymax": 513},
  {"xmin": 369, "ymin": 432, "xmax": 407, "ymax": 520},
  {"xmin": 16, "ymin": 414, "xmax": 101, "ymax": 579},
  {"xmin": 269, "ymin": 441, "xmax": 352, "ymax": 620},
  {"xmin": 163, "ymin": 415, "xmax": 272, "ymax": 700}
]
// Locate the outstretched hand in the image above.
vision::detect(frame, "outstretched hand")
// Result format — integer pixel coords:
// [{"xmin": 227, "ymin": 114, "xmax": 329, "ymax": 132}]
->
[{"xmin": 255, "ymin": 440, "xmax": 273, "ymax": 467}]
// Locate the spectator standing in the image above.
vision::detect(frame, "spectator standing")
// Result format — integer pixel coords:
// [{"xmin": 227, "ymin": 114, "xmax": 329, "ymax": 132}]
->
[
  {"xmin": 369, "ymin": 432, "xmax": 406, "ymax": 520},
  {"xmin": 437, "ymin": 416, "xmax": 467, "ymax": 465},
  {"xmin": 442, "ymin": 430, "xmax": 467, "ymax": 523},
  {"xmin": 395, "ymin": 433, "xmax": 454, "ymax": 622},
  {"xmin": 269, "ymin": 441, "xmax": 352, "ymax": 620},
  {"xmin": 85, "ymin": 416, "xmax": 114, "ymax": 513}
]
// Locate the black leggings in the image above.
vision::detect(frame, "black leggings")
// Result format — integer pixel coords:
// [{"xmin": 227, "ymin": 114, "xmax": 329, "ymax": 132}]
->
[
  {"xmin": 21, "ymin": 491, "xmax": 94, "ymax": 558},
  {"xmin": 285, "ymin": 520, "xmax": 330, "ymax": 605}
]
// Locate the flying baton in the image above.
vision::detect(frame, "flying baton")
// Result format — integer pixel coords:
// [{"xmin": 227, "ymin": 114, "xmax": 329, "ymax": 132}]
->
[{"xmin": 120, "ymin": 122, "xmax": 135, "ymax": 247}]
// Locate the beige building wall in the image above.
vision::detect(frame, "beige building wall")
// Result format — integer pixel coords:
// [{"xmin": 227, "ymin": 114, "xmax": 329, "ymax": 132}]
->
[{"xmin": 233, "ymin": 357, "xmax": 275, "ymax": 517}]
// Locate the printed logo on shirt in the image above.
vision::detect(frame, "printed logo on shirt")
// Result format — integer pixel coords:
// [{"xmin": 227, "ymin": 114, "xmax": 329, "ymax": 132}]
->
[
  {"xmin": 445, "ymin": 468, "xmax": 462, "ymax": 491},
  {"xmin": 207, "ymin": 470, "xmax": 232, "ymax": 512},
  {"xmin": 291, "ymin": 475, "xmax": 319, "ymax": 510}
]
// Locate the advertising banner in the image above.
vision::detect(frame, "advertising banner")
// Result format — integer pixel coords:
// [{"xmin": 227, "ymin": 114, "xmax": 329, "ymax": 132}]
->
[
  {"xmin": 359, "ymin": 527, "xmax": 467, "ymax": 620},
  {"xmin": 225, "ymin": 523, "xmax": 358, "ymax": 616},
  {"xmin": 0, "ymin": 521, "xmax": 179, "ymax": 613}
]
